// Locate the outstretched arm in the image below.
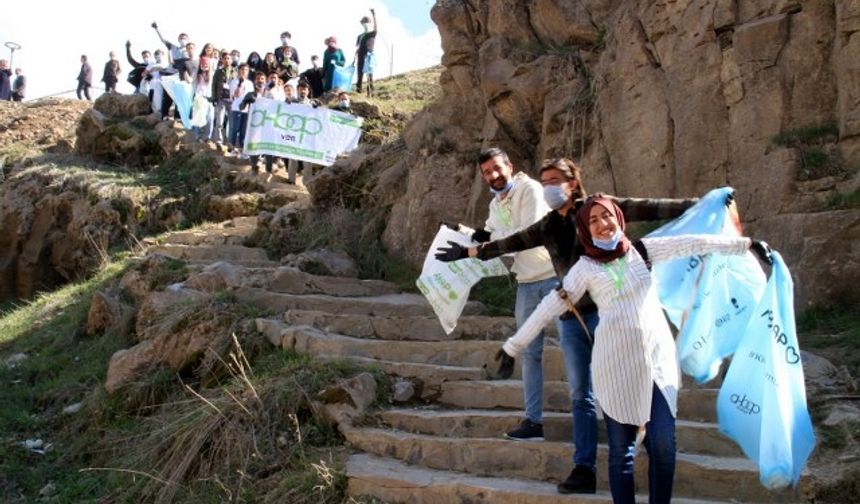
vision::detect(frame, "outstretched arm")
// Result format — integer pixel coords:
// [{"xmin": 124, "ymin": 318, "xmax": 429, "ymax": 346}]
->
[
  {"xmin": 502, "ymin": 261, "xmax": 588, "ymax": 357},
  {"xmin": 126, "ymin": 41, "xmax": 141, "ymax": 67},
  {"xmin": 613, "ymin": 195, "xmax": 698, "ymax": 223},
  {"xmin": 641, "ymin": 235, "xmax": 751, "ymax": 264},
  {"xmin": 371, "ymin": 8, "xmax": 378, "ymax": 31}
]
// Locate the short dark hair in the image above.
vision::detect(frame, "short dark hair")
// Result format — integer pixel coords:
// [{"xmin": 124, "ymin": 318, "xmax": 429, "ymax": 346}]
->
[
  {"xmin": 478, "ymin": 147, "xmax": 510, "ymax": 166},
  {"xmin": 281, "ymin": 31, "xmax": 291, "ymax": 38},
  {"xmin": 539, "ymin": 158, "xmax": 587, "ymax": 199},
  {"xmin": 253, "ymin": 71, "xmax": 266, "ymax": 80}
]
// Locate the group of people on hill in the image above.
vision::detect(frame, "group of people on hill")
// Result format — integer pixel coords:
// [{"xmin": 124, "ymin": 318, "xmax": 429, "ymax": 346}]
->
[
  {"xmin": 0, "ymin": 59, "xmax": 26, "ymax": 102},
  {"xmin": 435, "ymin": 148, "xmax": 772, "ymax": 504},
  {"xmin": 71, "ymin": 11, "xmax": 378, "ymax": 182}
]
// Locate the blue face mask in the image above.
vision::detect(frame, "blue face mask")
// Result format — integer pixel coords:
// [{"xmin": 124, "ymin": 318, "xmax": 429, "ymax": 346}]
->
[
  {"xmin": 543, "ymin": 184, "xmax": 569, "ymax": 210},
  {"xmin": 593, "ymin": 228, "xmax": 623, "ymax": 251},
  {"xmin": 490, "ymin": 178, "xmax": 513, "ymax": 196}
]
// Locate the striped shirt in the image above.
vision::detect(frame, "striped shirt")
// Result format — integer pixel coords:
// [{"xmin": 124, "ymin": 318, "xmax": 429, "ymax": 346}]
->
[{"xmin": 502, "ymin": 234, "xmax": 751, "ymax": 425}]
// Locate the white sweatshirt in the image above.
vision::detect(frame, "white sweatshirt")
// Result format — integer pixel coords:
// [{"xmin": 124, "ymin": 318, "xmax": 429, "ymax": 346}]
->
[
  {"xmin": 503, "ymin": 234, "xmax": 751, "ymax": 425},
  {"xmin": 484, "ymin": 172, "xmax": 556, "ymax": 284}
]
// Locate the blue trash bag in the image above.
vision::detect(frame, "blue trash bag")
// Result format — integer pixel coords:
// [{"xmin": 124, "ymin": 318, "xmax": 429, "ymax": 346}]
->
[
  {"xmin": 646, "ymin": 187, "xmax": 766, "ymax": 382},
  {"xmin": 717, "ymin": 251, "xmax": 816, "ymax": 489},
  {"xmin": 165, "ymin": 78, "xmax": 193, "ymax": 130},
  {"xmin": 332, "ymin": 64, "xmax": 355, "ymax": 92}
]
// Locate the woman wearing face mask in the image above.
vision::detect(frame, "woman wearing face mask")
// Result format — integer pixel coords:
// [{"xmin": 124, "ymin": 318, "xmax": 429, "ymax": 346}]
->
[
  {"xmin": 495, "ymin": 195, "xmax": 772, "ymax": 504},
  {"xmin": 247, "ymin": 52, "xmax": 264, "ymax": 74},
  {"xmin": 435, "ymin": 158, "xmax": 700, "ymax": 495}
]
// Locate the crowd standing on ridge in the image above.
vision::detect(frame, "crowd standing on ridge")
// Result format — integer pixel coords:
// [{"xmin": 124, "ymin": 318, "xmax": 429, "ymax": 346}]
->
[{"xmin": 60, "ymin": 10, "xmax": 378, "ymax": 181}]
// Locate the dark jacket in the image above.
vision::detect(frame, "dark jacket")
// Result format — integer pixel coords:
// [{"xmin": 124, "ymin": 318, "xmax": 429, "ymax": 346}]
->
[
  {"xmin": 0, "ymin": 69, "xmax": 11, "ymax": 100},
  {"xmin": 476, "ymin": 196, "xmax": 696, "ymax": 313},
  {"xmin": 102, "ymin": 59, "xmax": 121, "ymax": 84},
  {"xmin": 77, "ymin": 62, "xmax": 93, "ymax": 85},
  {"xmin": 211, "ymin": 65, "xmax": 234, "ymax": 102},
  {"xmin": 126, "ymin": 47, "xmax": 147, "ymax": 89},
  {"xmin": 299, "ymin": 67, "xmax": 324, "ymax": 98},
  {"xmin": 12, "ymin": 74, "xmax": 25, "ymax": 100}
]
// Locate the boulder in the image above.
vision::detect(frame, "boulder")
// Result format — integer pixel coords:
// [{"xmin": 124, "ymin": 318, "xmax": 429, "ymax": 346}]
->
[
  {"xmin": 86, "ymin": 291, "xmax": 122, "ymax": 335},
  {"xmin": 206, "ymin": 193, "xmax": 263, "ymax": 221},
  {"xmin": 313, "ymin": 372, "xmax": 378, "ymax": 430},
  {"xmin": 93, "ymin": 93, "xmax": 152, "ymax": 119},
  {"xmin": 75, "ymin": 109, "xmax": 162, "ymax": 167},
  {"xmin": 281, "ymin": 248, "xmax": 360, "ymax": 278}
]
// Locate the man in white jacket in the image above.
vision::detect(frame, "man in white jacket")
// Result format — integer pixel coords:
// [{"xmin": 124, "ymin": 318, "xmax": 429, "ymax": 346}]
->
[{"xmin": 445, "ymin": 148, "xmax": 560, "ymax": 441}]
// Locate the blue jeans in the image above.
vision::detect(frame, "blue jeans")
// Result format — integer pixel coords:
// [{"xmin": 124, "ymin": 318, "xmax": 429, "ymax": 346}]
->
[
  {"xmin": 604, "ymin": 383, "xmax": 676, "ymax": 504},
  {"xmin": 516, "ymin": 278, "xmax": 560, "ymax": 426},
  {"xmin": 228, "ymin": 111, "xmax": 247, "ymax": 148},
  {"xmin": 559, "ymin": 312, "xmax": 598, "ymax": 470},
  {"xmin": 517, "ymin": 279, "xmax": 599, "ymax": 469}
]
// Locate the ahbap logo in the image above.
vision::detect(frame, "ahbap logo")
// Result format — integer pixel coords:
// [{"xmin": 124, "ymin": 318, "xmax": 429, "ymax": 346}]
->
[{"xmin": 730, "ymin": 393, "xmax": 761, "ymax": 415}]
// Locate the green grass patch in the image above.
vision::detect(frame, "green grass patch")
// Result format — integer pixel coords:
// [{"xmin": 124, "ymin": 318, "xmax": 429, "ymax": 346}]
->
[
  {"xmin": 0, "ymin": 256, "xmax": 384, "ymax": 502},
  {"xmin": 820, "ymin": 189, "xmax": 860, "ymax": 210},
  {"xmin": 771, "ymin": 123, "xmax": 839, "ymax": 148},
  {"xmin": 470, "ymin": 275, "xmax": 517, "ymax": 317},
  {"xmin": 797, "ymin": 305, "xmax": 860, "ymax": 377}
]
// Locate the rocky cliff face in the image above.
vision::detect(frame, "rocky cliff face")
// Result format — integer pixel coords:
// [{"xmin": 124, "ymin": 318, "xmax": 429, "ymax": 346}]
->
[{"xmin": 356, "ymin": 0, "xmax": 859, "ymax": 309}]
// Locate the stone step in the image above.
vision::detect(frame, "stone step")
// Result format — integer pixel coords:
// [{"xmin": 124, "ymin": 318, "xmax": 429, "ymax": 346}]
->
[
  {"xmin": 237, "ymin": 287, "xmax": 486, "ymax": 318},
  {"xmin": 317, "ymin": 355, "xmax": 487, "ymax": 396},
  {"xmin": 185, "ymin": 259, "xmax": 281, "ymax": 269},
  {"xmin": 283, "ymin": 309, "xmax": 518, "ymax": 342},
  {"xmin": 255, "ymin": 321, "xmax": 514, "ymax": 374},
  {"xmin": 438, "ymin": 380, "xmax": 720, "ymax": 423},
  {"xmin": 346, "ymin": 453, "xmax": 729, "ymax": 504},
  {"xmin": 343, "ymin": 428, "xmax": 786, "ymax": 502},
  {"xmin": 190, "ymin": 262, "xmax": 399, "ymax": 297},
  {"xmin": 379, "ymin": 408, "xmax": 742, "ymax": 457},
  {"xmin": 150, "ymin": 243, "xmax": 270, "ymax": 263},
  {"xmin": 157, "ymin": 218, "xmax": 258, "ymax": 247}
]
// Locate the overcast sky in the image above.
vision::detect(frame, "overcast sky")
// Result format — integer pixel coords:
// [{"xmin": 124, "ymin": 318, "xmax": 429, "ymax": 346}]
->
[{"xmin": 2, "ymin": 0, "xmax": 441, "ymax": 101}]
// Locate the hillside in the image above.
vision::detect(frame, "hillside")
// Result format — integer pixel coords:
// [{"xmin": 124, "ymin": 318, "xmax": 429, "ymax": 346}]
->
[{"xmin": 1, "ymin": 4, "xmax": 860, "ymax": 502}]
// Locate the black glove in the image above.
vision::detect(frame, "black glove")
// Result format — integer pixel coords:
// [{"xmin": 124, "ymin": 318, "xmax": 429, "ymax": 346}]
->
[
  {"xmin": 725, "ymin": 191, "xmax": 735, "ymax": 207},
  {"xmin": 495, "ymin": 349, "xmax": 515, "ymax": 379},
  {"xmin": 750, "ymin": 240, "xmax": 773, "ymax": 265},
  {"xmin": 471, "ymin": 228, "xmax": 491, "ymax": 243},
  {"xmin": 151, "ymin": 22, "xmax": 158, "ymax": 29},
  {"xmin": 434, "ymin": 241, "xmax": 468, "ymax": 262},
  {"xmin": 125, "ymin": 40, "xmax": 131, "ymax": 49}
]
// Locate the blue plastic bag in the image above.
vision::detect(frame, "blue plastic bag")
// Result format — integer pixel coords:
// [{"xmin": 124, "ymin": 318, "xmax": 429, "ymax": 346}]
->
[
  {"xmin": 161, "ymin": 76, "xmax": 194, "ymax": 130},
  {"xmin": 717, "ymin": 251, "xmax": 816, "ymax": 489},
  {"xmin": 332, "ymin": 64, "xmax": 355, "ymax": 92},
  {"xmin": 646, "ymin": 187, "xmax": 766, "ymax": 382}
]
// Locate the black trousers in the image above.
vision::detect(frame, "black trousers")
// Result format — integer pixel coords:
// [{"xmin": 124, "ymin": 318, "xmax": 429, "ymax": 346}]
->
[
  {"xmin": 356, "ymin": 49, "xmax": 370, "ymax": 91},
  {"xmin": 76, "ymin": 82, "xmax": 91, "ymax": 100}
]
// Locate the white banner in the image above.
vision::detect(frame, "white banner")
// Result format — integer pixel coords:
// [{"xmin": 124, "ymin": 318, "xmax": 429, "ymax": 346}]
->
[
  {"xmin": 416, "ymin": 227, "xmax": 510, "ymax": 334},
  {"xmin": 243, "ymin": 97, "xmax": 363, "ymax": 166}
]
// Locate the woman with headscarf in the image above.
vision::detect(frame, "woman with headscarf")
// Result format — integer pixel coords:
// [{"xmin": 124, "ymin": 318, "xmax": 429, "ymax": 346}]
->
[
  {"xmin": 322, "ymin": 36, "xmax": 345, "ymax": 92},
  {"xmin": 495, "ymin": 194, "xmax": 772, "ymax": 504}
]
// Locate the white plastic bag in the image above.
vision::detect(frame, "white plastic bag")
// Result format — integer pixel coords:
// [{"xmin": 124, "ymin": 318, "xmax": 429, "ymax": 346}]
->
[{"xmin": 416, "ymin": 226, "xmax": 509, "ymax": 334}]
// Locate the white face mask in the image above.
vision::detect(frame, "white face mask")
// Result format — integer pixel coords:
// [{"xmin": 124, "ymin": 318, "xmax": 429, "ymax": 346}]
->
[
  {"xmin": 281, "ymin": 37, "xmax": 290, "ymax": 44},
  {"xmin": 144, "ymin": 57, "xmax": 152, "ymax": 64},
  {"xmin": 542, "ymin": 183, "xmax": 569, "ymax": 210},
  {"xmin": 339, "ymin": 99, "xmax": 350, "ymax": 108},
  {"xmin": 178, "ymin": 38, "xmax": 187, "ymax": 45}
]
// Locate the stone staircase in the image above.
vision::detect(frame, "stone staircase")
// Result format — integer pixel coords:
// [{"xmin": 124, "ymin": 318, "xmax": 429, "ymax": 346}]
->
[
  {"xmin": 252, "ymin": 301, "xmax": 809, "ymax": 503},
  {"xmin": 140, "ymin": 149, "xmax": 806, "ymax": 503}
]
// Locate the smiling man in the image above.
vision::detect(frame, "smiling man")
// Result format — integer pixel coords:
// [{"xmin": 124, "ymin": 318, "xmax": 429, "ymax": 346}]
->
[{"xmin": 436, "ymin": 147, "xmax": 560, "ymax": 444}]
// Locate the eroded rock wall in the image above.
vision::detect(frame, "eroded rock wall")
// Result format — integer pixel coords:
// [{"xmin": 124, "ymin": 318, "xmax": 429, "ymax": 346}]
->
[{"xmin": 377, "ymin": 0, "xmax": 860, "ymax": 308}]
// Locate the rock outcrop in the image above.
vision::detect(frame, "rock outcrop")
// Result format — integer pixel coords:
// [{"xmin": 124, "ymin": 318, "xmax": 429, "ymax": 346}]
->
[{"xmin": 311, "ymin": 0, "xmax": 860, "ymax": 308}]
